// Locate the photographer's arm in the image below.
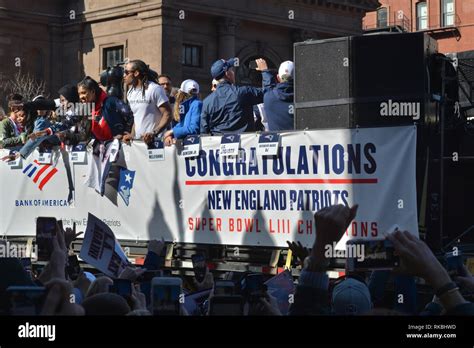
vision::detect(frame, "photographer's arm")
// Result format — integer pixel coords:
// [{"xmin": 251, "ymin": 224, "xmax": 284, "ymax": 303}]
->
[
  {"xmin": 256, "ymin": 58, "xmax": 277, "ymax": 92},
  {"xmin": 387, "ymin": 230, "xmax": 473, "ymax": 315},
  {"xmin": 289, "ymin": 204, "xmax": 358, "ymax": 315}
]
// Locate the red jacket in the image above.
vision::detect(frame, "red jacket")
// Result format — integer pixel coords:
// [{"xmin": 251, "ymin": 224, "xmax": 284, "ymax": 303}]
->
[{"xmin": 91, "ymin": 90, "xmax": 113, "ymax": 141}]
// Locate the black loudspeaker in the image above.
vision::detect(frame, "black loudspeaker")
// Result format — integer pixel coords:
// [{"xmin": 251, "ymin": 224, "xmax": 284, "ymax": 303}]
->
[
  {"xmin": 294, "ymin": 32, "xmax": 438, "ymax": 129},
  {"xmin": 451, "ymin": 50, "xmax": 474, "ymax": 118}
]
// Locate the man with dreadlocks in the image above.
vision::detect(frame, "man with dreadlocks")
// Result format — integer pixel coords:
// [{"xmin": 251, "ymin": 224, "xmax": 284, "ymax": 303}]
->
[{"xmin": 123, "ymin": 59, "xmax": 172, "ymax": 144}]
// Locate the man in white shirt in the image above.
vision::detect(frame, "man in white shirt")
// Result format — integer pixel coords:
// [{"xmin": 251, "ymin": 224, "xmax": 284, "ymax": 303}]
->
[{"xmin": 123, "ymin": 60, "xmax": 172, "ymax": 144}]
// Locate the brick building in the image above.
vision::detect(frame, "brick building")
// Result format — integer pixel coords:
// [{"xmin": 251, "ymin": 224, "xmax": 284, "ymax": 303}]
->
[
  {"xmin": 363, "ymin": 0, "xmax": 474, "ymax": 53},
  {"xmin": 0, "ymin": 0, "xmax": 380, "ymax": 102}
]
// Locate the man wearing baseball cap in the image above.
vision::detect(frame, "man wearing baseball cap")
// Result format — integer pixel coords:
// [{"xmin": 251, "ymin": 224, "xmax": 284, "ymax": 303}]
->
[
  {"xmin": 255, "ymin": 59, "xmax": 294, "ymax": 131},
  {"xmin": 200, "ymin": 58, "xmax": 264, "ymax": 135}
]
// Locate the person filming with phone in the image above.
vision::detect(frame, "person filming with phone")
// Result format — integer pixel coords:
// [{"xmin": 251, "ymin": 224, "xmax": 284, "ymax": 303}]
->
[
  {"xmin": 200, "ymin": 57, "xmax": 265, "ymax": 135},
  {"xmin": 255, "ymin": 58, "xmax": 295, "ymax": 132}
]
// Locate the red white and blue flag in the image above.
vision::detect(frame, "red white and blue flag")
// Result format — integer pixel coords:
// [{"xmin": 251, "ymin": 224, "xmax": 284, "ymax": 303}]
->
[{"xmin": 22, "ymin": 160, "xmax": 58, "ymax": 191}]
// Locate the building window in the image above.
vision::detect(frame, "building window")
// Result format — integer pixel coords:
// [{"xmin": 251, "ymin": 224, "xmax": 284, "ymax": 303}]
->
[
  {"xmin": 102, "ymin": 46, "xmax": 124, "ymax": 69},
  {"xmin": 441, "ymin": 0, "xmax": 455, "ymax": 27},
  {"xmin": 377, "ymin": 7, "xmax": 388, "ymax": 28},
  {"xmin": 416, "ymin": 2, "xmax": 428, "ymax": 30},
  {"xmin": 182, "ymin": 45, "xmax": 202, "ymax": 67}
]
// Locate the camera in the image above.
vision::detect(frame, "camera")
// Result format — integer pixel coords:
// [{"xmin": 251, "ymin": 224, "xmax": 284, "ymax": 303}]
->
[{"xmin": 100, "ymin": 63, "xmax": 125, "ymax": 99}]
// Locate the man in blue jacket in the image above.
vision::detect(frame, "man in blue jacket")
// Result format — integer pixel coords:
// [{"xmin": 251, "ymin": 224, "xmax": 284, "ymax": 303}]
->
[
  {"xmin": 256, "ymin": 59, "xmax": 294, "ymax": 131},
  {"xmin": 200, "ymin": 58, "xmax": 265, "ymax": 135}
]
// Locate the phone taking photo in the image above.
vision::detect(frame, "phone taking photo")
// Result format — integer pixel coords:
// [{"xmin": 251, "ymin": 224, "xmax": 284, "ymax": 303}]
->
[
  {"xmin": 445, "ymin": 251, "xmax": 466, "ymax": 278},
  {"xmin": 214, "ymin": 280, "xmax": 235, "ymax": 296},
  {"xmin": 109, "ymin": 279, "xmax": 132, "ymax": 298},
  {"xmin": 6, "ymin": 286, "xmax": 46, "ymax": 316},
  {"xmin": 240, "ymin": 273, "xmax": 265, "ymax": 303},
  {"xmin": 191, "ymin": 254, "xmax": 207, "ymax": 283},
  {"xmin": 346, "ymin": 238, "xmax": 399, "ymax": 272},
  {"xmin": 138, "ymin": 270, "xmax": 163, "ymax": 306},
  {"xmin": 151, "ymin": 277, "xmax": 182, "ymax": 316},
  {"xmin": 209, "ymin": 295, "xmax": 243, "ymax": 316},
  {"xmin": 36, "ymin": 217, "xmax": 57, "ymax": 261}
]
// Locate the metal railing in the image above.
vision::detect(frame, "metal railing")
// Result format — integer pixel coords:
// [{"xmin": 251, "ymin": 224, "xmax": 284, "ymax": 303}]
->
[
  {"xmin": 419, "ymin": 13, "xmax": 461, "ymax": 32},
  {"xmin": 363, "ymin": 11, "xmax": 411, "ymax": 32},
  {"xmin": 364, "ymin": 12, "xmax": 461, "ymax": 33}
]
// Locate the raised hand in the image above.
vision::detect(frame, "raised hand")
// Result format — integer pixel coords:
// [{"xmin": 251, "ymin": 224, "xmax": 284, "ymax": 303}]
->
[
  {"xmin": 286, "ymin": 241, "xmax": 310, "ymax": 265},
  {"xmin": 64, "ymin": 222, "xmax": 84, "ymax": 249},
  {"xmin": 41, "ymin": 279, "xmax": 85, "ymax": 316}
]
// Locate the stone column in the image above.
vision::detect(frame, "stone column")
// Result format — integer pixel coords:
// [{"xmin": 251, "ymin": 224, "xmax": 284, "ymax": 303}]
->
[
  {"xmin": 161, "ymin": 7, "xmax": 184, "ymax": 82},
  {"xmin": 217, "ymin": 18, "xmax": 239, "ymax": 58}
]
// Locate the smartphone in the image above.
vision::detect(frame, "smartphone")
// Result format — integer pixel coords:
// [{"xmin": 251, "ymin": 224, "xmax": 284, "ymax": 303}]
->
[
  {"xmin": 191, "ymin": 254, "xmax": 207, "ymax": 283},
  {"xmin": 214, "ymin": 280, "xmax": 235, "ymax": 296},
  {"xmin": 137, "ymin": 270, "xmax": 163, "ymax": 283},
  {"xmin": 209, "ymin": 295, "xmax": 244, "ymax": 316},
  {"xmin": 241, "ymin": 273, "xmax": 265, "ymax": 302},
  {"xmin": 445, "ymin": 251, "xmax": 466, "ymax": 278},
  {"xmin": 248, "ymin": 60, "xmax": 258, "ymax": 69},
  {"xmin": 151, "ymin": 277, "xmax": 182, "ymax": 316},
  {"xmin": 346, "ymin": 238, "xmax": 400, "ymax": 271},
  {"xmin": 6, "ymin": 286, "xmax": 46, "ymax": 315},
  {"xmin": 66, "ymin": 255, "xmax": 81, "ymax": 281},
  {"xmin": 20, "ymin": 258, "xmax": 33, "ymax": 280},
  {"xmin": 109, "ymin": 279, "xmax": 132, "ymax": 298},
  {"xmin": 138, "ymin": 271, "xmax": 163, "ymax": 306},
  {"xmin": 20, "ymin": 258, "xmax": 32, "ymax": 271},
  {"xmin": 36, "ymin": 217, "xmax": 57, "ymax": 261}
]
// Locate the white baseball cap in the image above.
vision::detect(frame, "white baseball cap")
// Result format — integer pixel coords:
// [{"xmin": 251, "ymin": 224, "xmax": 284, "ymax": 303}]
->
[
  {"xmin": 180, "ymin": 79, "xmax": 200, "ymax": 94},
  {"xmin": 278, "ymin": 61, "xmax": 294, "ymax": 78}
]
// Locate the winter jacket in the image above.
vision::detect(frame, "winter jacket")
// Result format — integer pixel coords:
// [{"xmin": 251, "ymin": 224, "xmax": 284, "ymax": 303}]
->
[
  {"xmin": 172, "ymin": 96, "xmax": 202, "ymax": 139},
  {"xmin": 91, "ymin": 90, "xmax": 126, "ymax": 141},
  {"xmin": 261, "ymin": 70, "xmax": 294, "ymax": 131},
  {"xmin": 200, "ymin": 80, "xmax": 265, "ymax": 135}
]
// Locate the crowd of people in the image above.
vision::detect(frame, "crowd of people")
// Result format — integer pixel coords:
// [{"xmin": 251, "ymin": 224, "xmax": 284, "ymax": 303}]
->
[
  {"xmin": 0, "ymin": 56, "xmax": 295, "ymax": 157},
  {"xmin": 1, "ymin": 204, "xmax": 473, "ymax": 316}
]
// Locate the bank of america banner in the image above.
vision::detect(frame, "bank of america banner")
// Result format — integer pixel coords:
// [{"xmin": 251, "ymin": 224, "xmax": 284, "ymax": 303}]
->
[{"xmin": 0, "ymin": 126, "xmax": 418, "ymax": 248}]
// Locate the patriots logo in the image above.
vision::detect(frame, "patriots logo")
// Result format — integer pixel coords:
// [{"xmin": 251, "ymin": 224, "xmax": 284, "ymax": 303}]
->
[
  {"xmin": 188, "ymin": 137, "xmax": 196, "ymax": 143},
  {"xmin": 22, "ymin": 160, "xmax": 58, "ymax": 191},
  {"xmin": 264, "ymin": 135, "xmax": 274, "ymax": 141},
  {"xmin": 226, "ymin": 135, "xmax": 235, "ymax": 142},
  {"xmin": 72, "ymin": 144, "xmax": 86, "ymax": 152},
  {"xmin": 118, "ymin": 168, "xmax": 135, "ymax": 206},
  {"xmin": 259, "ymin": 133, "xmax": 279, "ymax": 144}
]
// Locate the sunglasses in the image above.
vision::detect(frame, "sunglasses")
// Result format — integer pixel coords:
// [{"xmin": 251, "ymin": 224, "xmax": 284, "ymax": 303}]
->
[
  {"xmin": 159, "ymin": 82, "xmax": 171, "ymax": 86},
  {"xmin": 124, "ymin": 70, "xmax": 133, "ymax": 75}
]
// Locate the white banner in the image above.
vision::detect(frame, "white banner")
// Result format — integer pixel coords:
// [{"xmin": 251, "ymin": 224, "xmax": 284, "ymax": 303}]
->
[{"xmin": 0, "ymin": 126, "xmax": 418, "ymax": 248}]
